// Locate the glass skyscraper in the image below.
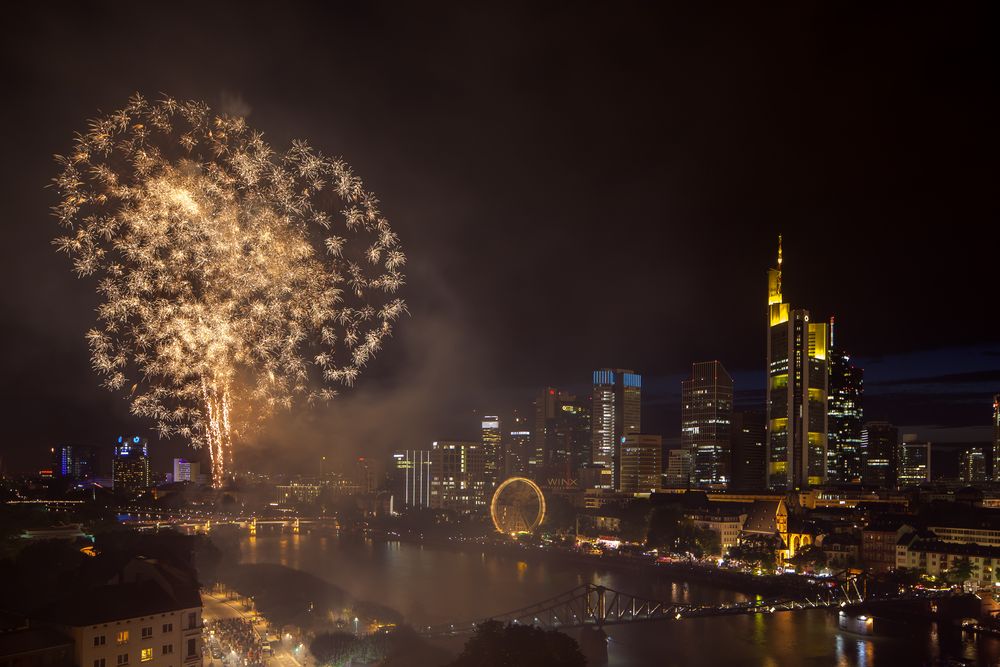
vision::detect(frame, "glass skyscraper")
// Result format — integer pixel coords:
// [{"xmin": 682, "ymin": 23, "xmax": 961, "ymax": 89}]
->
[
  {"xmin": 591, "ymin": 368, "xmax": 641, "ymax": 490},
  {"xmin": 681, "ymin": 361, "xmax": 733, "ymax": 488},
  {"xmin": 827, "ymin": 325, "xmax": 864, "ymax": 484}
]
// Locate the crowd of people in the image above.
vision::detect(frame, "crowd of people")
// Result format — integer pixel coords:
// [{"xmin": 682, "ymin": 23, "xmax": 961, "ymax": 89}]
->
[{"xmin": 208, "ymin": 618, "xmax": 266, "ymax": 667}]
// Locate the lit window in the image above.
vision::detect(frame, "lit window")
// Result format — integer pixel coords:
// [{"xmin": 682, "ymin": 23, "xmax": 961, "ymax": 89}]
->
[
  {"xmin": 140, "ymin": 649, "xmax": 153, "ymax": 663},
  {"xmin": 117, "ymin": 631, "xmax": 129, "ymax": 645}
]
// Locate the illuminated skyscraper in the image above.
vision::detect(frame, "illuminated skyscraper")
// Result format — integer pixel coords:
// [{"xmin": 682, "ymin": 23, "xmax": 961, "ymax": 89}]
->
[
  {"xmin": 429, "ymin": 441, "xmax": 487, "ymax": 511},
  {"xmin": 960, "ymin": 446, "xmax": 987, "ymax": 484},
  {"xmin": 390, "ymin": 450, "xmax": 432, "ymax": 509},
  {"xmin": 481, "ymin": 415, "xmax": 502, "ymax": 486},
  {"xmin": 53, "ymin": 444, "xmax": 98, "ymax": 480},
  {"xmin": 505, "ymin": 410, "xmax": 531, "ymax": 477},
  {"xmin": 765, "ymin": 237, "xmax": 829, "ymax": 489},
  {"xmin": 862, "ymin": 421, "xmax": 898, "ymax": 488},
  {"xmin": 591, "ymin": 368, "xmax": 641, "ymax": 489},
  {"xmin": 827, "ymin": 322, "xmax": 864, "ymax": 484},
  {"xmin": 172, "ymin": 458, "xmax": 201, "ymax": 483},
  {"xmin": 994, "ymin": 395, "xmax": 1000, "ymax": 482},
  {"xmin": 664, "ymin": 449, "xmax": 692, "ymax": 487},
  {"xmin": 897, "ymin": 435, "xmax": 932, "ymax": 487},
  {"xmin": 682, "ymin": 361, "xmax": 733, "ymax": 488},
  {"xmin": 112, "ymin": 436, "xmax": 150, "ymax": 492},
  {"xmin": 619, "ymin": 434, "xmax": 662, "ymax": 494}
]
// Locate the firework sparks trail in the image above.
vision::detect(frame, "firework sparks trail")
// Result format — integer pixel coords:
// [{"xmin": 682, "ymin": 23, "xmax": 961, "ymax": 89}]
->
[{"xmin": 53, "ymin": 94, "xmax": 406, "ymax": 487}]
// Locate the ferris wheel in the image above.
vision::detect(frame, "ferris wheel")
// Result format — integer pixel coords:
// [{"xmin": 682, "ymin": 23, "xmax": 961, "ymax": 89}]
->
[{"xmin": 490, "ymin": 477, "xmax": 546, "ymax": 535}]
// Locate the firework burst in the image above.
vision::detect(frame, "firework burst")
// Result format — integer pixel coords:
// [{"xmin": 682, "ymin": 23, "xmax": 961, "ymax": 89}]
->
[{"xmin": 53, "ymin": 94, "xmax": 406, "ymax": 486}]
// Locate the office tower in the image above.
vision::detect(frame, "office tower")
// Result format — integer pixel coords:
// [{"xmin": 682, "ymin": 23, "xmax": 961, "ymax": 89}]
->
[
  {"xmin": 591, "ymin": 368, "xmax": 641, "ymax": 489},
  {"xmin": 481, "ymin": 415, "xmax": 502, "ymax": 486},
  {"xmin": 730, "ymin": 410, "xmax": 766, "ymax": 491},
  {"xmin": 533, "ymin": 389, "xmax": 591, "ymax": 480},
  {"xmin": 766, "ymin": 237, "xmax": 829, "ymax": 489},
  {"xmin": 994, "ymin": 395, "xmax": 1000, "ymax": 482},
  {"xmin": 53, "ymin": 445, "xmax": 99, "ymax": 480},
  {"xmin": 390, "ymin": 450, "xmax": 432, "ymax": 509},
  {"xmin": 619, "ymin": 434, "xmax": 662, "ymax": 494},
  {"xmin": 897, "ymin": 435, "xmax": 932, "ymax": 487},
  {"xmin": 827, "ymin": 322, "xmax": 864, "ymax": 484},
  {"xmin": 665, "ymin": 449, "xmax": 692, "ymax": 487},
  {"xmin": 429, "ymin": 441, "xmax": 487, "ymax": 511},
  {"xmin": 113, "ymin": 436, "xmax": 150, "ymax": 492},
  {"xmin": 682, "ymin": 361, "xmax": 733, "ymax": 488},
  {"xmin": 354, "ymin": 457, "xmax": 377, "ymax": 494},
  {"xmin": 172, "ymin": 458, "xmax": 201, "ymax": 483},
  {"xmin": 862, "ymin": 421, "xmax": 898, "ymax": 488},
  {"xmin": 960, "ymin": 446, "xmax": 987, "ymax": 484},
  {"xmin": 506, "ymin": 410, "xmax": 531, "ymax": 477}
]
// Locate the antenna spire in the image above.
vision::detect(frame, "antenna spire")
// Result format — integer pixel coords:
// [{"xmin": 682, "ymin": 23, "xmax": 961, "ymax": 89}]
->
[{"xmin": 777, "ymin": 234, "xmax": 783, "ymax": 268}]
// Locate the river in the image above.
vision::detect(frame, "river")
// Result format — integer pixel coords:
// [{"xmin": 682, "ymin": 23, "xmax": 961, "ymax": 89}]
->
[{"xmin": 240, "ymin": 533, "xmax": 1000, "ymax": 666}]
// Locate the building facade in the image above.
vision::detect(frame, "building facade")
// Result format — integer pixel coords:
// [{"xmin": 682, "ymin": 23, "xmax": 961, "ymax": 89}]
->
[
  {"xmin": 113, "ymin": 437, "xmax": 150, "ymax": 493},
  {"xmin": 827, "ymin": 332, "xmax": 864, "ymax": 484},
  {"xmin": 960, "ymin": 447, "xmax": 988, "ymax": 484},
  {"xmin": 730, "ymin": 410, "xmax": 766, "ymax": 491},
  {"xmin": 171, "ymin": 459, "xmax": 200, "ymax": 484},
  {"xmin": 505, "ymin": 411, "xmax": 531, "ymax": 477},
  {"xmin": 664, "ymin": 449, "xmax": 692, "ymax": 488},
  {"xmin": 534, "ymin": 390, "xmax": 591, "ymax": 480},
  {"xmin": 390, "ymin": 450, "xmax": 432, "ymax": 509},
  {"xmin": 765, "ymin": 238, "xmax": 829, "ymax": 490},
  {"xmin": 591, "ymin": 369, "xmax": 641, "ymax": 490},
  {"xmin": 861, "ymin": 421, "xmax": 898, "ymax": 488},
  {"xmin": 429, "ymin": 441, "xmax": 487, "ymax": 511},
  {"xmin": 994, "ymin": 395, "xmax": 1000, "ymax": 482},
  {"xmin": 897, "ymin": 436, "xmax": 932, "ymax": 487},
  {"xmin": 618, "ymin": 434, "xmax": 662, "ymax": 494},
  {"xmin": 481, "ymin": 415, "xmax": 502, "ymax": 487},
  {"xmin": 682, "ymin": 361, "xmax": 733, "ymax": 488},
  {"xmin": 53, "ymin": 445, "xmax": 99, "ymax": 481}
]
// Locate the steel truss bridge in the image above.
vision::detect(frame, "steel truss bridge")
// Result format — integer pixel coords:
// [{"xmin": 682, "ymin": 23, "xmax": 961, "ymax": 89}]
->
[{"xmin": 420, "ymin": 572, "xmax": 948, "ymax": 637}]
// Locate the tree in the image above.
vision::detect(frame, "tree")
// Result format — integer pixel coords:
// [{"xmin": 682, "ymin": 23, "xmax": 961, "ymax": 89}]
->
[
  {"xmin": 727, "ymin": 534, "xmax": 779, "ymax": 570},
  {"xmin": 448, "ymin": 620, "xmax": 585, "ymax": 667},
  {"xmin": 786, "ymin": 545, "xmax": 827, "ymax": 573},
  {"xmin": 944, "ymin": 557, "xmax": 974, "ymax": 586},
  {"xmin": 310, "ymin": 632, "xmax": 357, "ymax": 666}
]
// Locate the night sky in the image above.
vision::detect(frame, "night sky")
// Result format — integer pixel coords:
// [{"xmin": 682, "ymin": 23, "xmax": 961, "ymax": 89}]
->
[{"xmin": 1, "ymin": 3, "xmax": 996, "ymax": 474}]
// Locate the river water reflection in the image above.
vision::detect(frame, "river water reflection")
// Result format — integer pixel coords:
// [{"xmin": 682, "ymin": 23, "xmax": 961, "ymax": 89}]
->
[{"xmin": 241, "ymin": 533, "xmax": 1000, "ymax": 666}]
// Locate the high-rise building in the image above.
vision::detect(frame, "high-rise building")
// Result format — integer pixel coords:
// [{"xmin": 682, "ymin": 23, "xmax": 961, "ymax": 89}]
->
[
  {"xmin": 765, "ymin": 237, "xmax": 829, "ymax": 489},
  {"xmin": 429, "ymin": 441, "xmax": 487, "ymax": 511},
  {"xmin": 113, "ymin": 436, "xmax": 150, "ymax": 492},
  {"xmin": 506, "ymin": 410, "xmax": 531, "ymax": 477},
  {"xmin": 827, "ymin": 324, "xmax": 864, "ymax": 484},
  {"xmin": 619, "ymin": 434, "xmax": 662, "ymax": 494},
  {"xmin": 730, "ymin": 410, "xmax": 766, "ymax": 491},
  {"xmin": 960, "ymin": 446, "xmax": 987, "ymax": 484},
  {"xmin": 664, "ymin": 449, "xmax": 692, "ymax": 487},
  {"xmin": 481, "ymin": 415, "xmax": 502, "ymax": 486},
  {"xmin": 172, "ymin": 458, "xmax": 201, "ymax": 483},
  {"xmin": 897, "ymin": 435, "xmax": 932, "ymax": 487},
  {"xmin": 591, "ymin": 368, "xmax": 641, "ymax": 489},
  {"xmin": 533, "ymin": 389, "xmax": 591, "ymax": 480},
  {"xmin": 994, "ymin": 395, "xmax": 1000, "ymax": 482},
  {"xmin": 862, "ymin": 421, "xmax": 898, "ymax": 488},
  {"xmin": 682, "ymin": 361, "xmax": 733, "ymax": 488},
  {"xmin": 53, "ymin": 445, "xmax": 99, "ymax": 480},
  {"xmin": 390, "ymin": 450, "xmax": 432, "ymax": 509}
]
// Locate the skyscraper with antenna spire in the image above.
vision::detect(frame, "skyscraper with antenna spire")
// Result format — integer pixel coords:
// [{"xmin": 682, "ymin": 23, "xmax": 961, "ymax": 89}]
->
[{"xmin": 765, "ymin": 236, "xmax": 829, "ymax": 490}]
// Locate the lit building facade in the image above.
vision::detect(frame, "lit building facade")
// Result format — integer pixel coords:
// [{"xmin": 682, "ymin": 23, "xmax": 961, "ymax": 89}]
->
[
  {"xmin": 682, "ymin": 361, "xmax": 733, "ymax": 488},
  {"xmin": 765, "ymin": 237, "xmax": 829, "ymax": 490},
  {"xmin": 861, "ymin": 421, "xmax": 898, "ymax": 488},
  {"xmin": 827, "ymin": 328, "xmax": 864, "ymax": 484},
  {"xmin": 506, "ymin": 410, "xmax": 531, "ymax": 477},
  {"xmin": 53, "ymin": 444, "xmax": 99, "ymax": 480},
  {"xmin": 390, "ymin": 450, "xmax": 432, "ymax": 509},
  {"xmin": 960, "ymin": 446, "xmax": 987, "ymax": 484},
  {"xmin": 429, "ymin": 441, "xmax": 487, "ymax": 511},
  {"xmin": 113, "ymin": 437, "xmax": 150, "ymax": 493},
  {"xmin": 730, "ymin": 410, "xmax": 766, "ymax": 492},
  {"xmin": 481, "ymin": 415, "xmax": 502, "ymax": 486},
  {"xmin": 172, "ymin": 459, "xmax": 200, "ymax": 483},
  {"xmin": 618, "ymin": 434, "xmax": 662, "ymax": 494},
  {"xmin": 897, "ymin": 436, "xmax": 931, "ymax": 487},
  {"xmin": 591, "ymin": 368, "xmax": 641, "ymax": 489},
  {"xmin": 533, "ymin": 389, "xmax": 591, "ymax": 480},
  {"xmin": 994, "ymin": 395, "xmax": 1000, "ymax": 482}
]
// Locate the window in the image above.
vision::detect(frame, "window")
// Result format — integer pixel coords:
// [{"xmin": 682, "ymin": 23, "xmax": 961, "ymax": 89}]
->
[
  {"xmin": 117, "ymin": 654, "xmax": 129, "ymax": 666},
  {"xmin": 117, "ymin": 631, "xmax": 129, "ymax": 646},
  {"xmin": 140, "ymin": 649, "xmax": 153, "ymax": 663},
  {"xmin": 95, "ymin": 659, "xmax": 106, "ymax": 667},
  {"xmin": 162, "ymin": 623, "xmax": 173, "ymax": 633},
  {"xmin": 187, "ymin": 612, "xmax": 197, "ymax": 629},
  {"xmin": 141, "ymin": 627, "xmax": 152, "ymax": 640},
  {"xmin": 186, "ymin": 639, "xmax": 196, "ymax": 658},
  {"xmin": 162, "ymin": 645, "xmax": 173, "ymax": 655},
  {"xmin": 94, "ymin": 636, "xmax": 107, "ymax": 647}
]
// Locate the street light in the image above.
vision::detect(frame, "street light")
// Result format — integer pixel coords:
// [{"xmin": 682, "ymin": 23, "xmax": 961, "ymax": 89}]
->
[{"xmin": 354, "ymin": 617, "xmax": 359, "ymax": 635}]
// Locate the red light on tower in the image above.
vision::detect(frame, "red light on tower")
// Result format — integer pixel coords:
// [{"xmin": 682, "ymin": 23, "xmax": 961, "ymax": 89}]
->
[{"xmin": 549, "ymin": 389, "xmax": 555, "ymax": 395}]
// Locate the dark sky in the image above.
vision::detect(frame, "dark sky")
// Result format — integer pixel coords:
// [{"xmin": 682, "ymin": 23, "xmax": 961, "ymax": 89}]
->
[{"xmin": 1, "ymin": 3, "xmax": 997, "ymax": 474}]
